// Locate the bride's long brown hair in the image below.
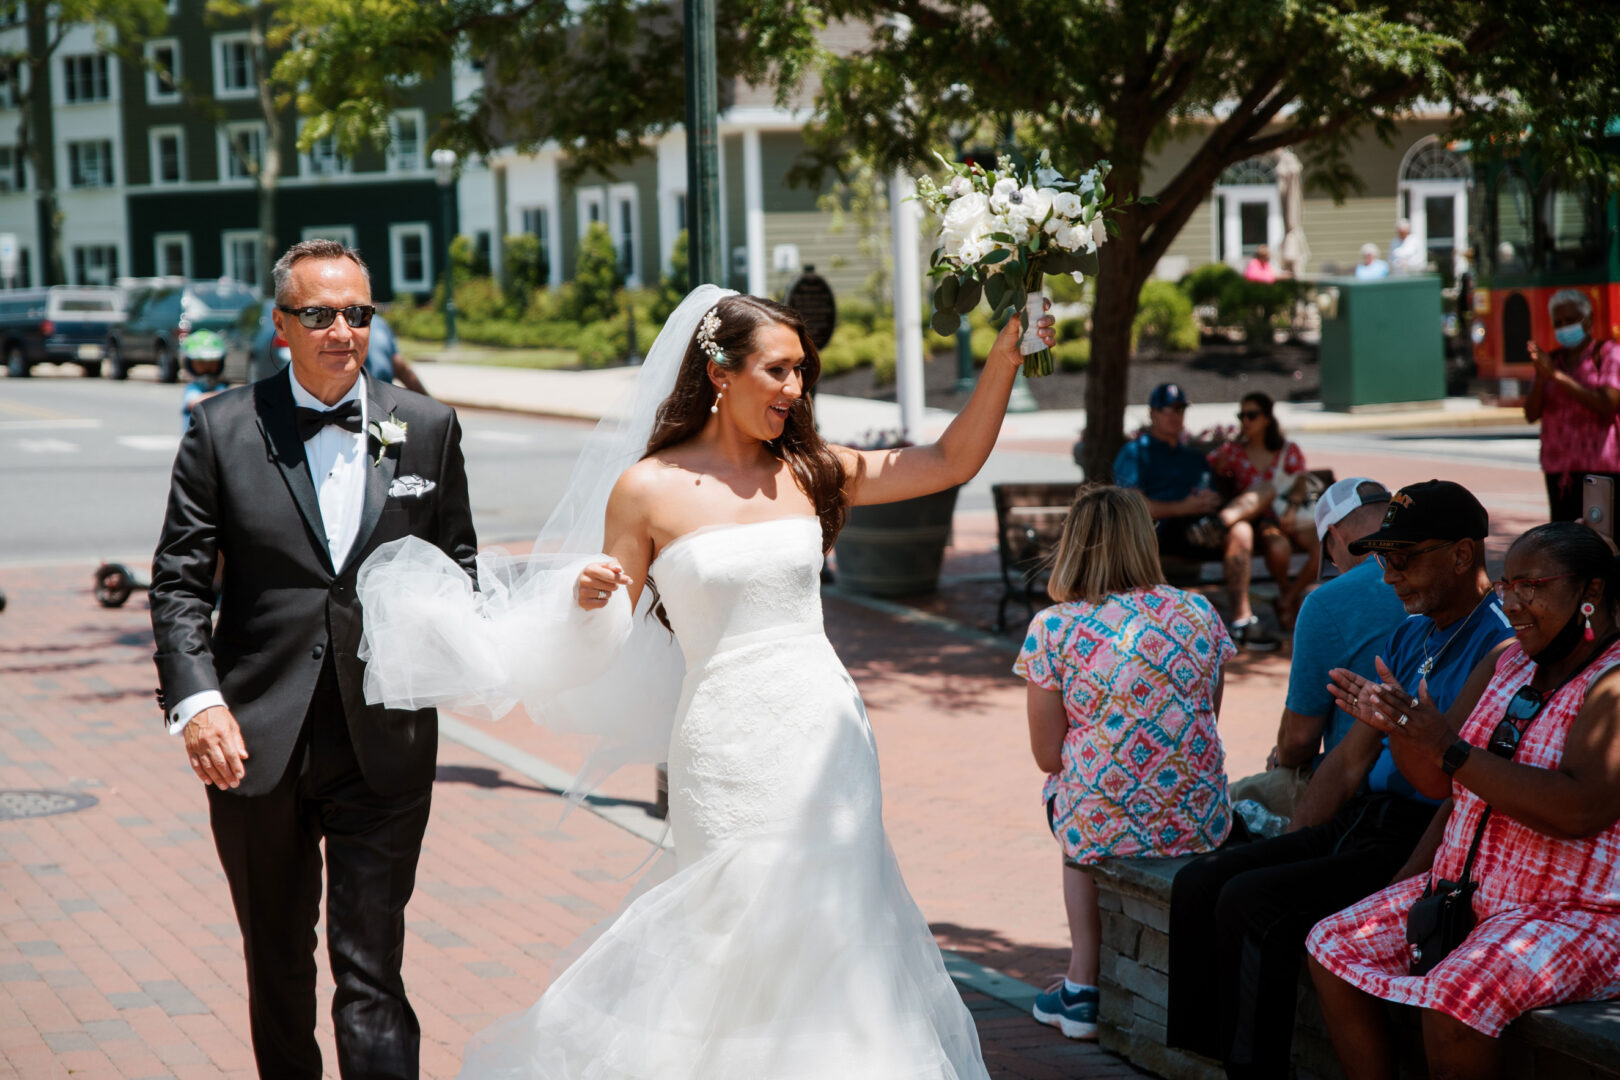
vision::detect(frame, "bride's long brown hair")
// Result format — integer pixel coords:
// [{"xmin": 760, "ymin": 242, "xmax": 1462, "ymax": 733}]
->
[{"xmin": 644, "ymin": 294, "xmax": 848, "ymax": 551}]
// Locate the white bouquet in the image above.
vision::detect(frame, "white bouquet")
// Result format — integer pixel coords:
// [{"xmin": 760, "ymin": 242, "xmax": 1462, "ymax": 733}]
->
[{"xmin": 914, "ymin": 149, "xmax": 1114, "ymax": 376}]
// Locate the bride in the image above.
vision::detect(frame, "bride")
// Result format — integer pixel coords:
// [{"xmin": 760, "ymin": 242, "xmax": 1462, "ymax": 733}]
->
[{"xmin": 358, "ymin": 284, "xmax": 1053, "ymax": 1078}]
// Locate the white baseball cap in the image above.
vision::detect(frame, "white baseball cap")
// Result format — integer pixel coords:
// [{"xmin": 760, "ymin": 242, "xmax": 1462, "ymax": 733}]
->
[{"xmin": 1314, "ymin": 477, "xmax": 1390, "ymax": 541}]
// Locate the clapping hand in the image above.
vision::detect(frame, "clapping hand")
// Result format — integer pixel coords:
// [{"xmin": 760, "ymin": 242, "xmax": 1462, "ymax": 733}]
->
[
  {"xmin": 1327, "ymin": 657, "xmax": 1448, "ymax": 756},
  {"xmin": 1526, "ymin": 340, "xmax": 1556, "ymax": 380},
  {"xmin": 577, "ymin": 560, "xmax": 633, "ymax": 610}
]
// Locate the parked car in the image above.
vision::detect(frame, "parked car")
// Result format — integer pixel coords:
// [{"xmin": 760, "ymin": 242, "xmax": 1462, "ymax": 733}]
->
[
  {"xmin": 0, "ymin": 286, "xmax": 126, "ymax": 378},
  {"xmin": 107, "ymin": 278, "xmax": 260, "ymax": 382},
  {"xmin": 224, "ymin": 299, "xmax": 290, "ymax": 385}
]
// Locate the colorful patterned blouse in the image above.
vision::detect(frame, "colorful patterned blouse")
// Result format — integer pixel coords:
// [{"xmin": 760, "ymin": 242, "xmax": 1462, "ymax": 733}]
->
[
  {"xmin": 1538, "ymin": 338, "xmax": 1620, "ymax": 475},
  {"xmin": 1206, "ymin": 438, "xmax": 1307, "ymax": 496},
  {"xmin": 1014, "ymin": 586, "xmax": 1235, "ymax": 864}
]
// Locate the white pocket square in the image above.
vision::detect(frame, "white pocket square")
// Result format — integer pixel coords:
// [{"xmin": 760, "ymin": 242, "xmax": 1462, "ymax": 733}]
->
[{"xmin": 388, "ymin": 474, "xmax": 436, "ymax": 499}]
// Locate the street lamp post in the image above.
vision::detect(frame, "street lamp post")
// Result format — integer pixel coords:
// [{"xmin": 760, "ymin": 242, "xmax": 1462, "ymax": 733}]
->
[
  {"xmin": 431, "ymin": 148, "xmax": 459, "ymax": 350},
  {"xmin": 683, "ymin": 0, "xmax": 723, "ymax": 288}
]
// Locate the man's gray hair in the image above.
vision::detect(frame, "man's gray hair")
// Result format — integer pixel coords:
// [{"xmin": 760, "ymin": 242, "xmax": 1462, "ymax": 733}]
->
[
  {"xmin": 271, "ymin": 239, "xmax": 371, "ymax": 306},
  {"xmin": 1548, "ymin": 287, "xmax": 1592, "ymax": 320}
]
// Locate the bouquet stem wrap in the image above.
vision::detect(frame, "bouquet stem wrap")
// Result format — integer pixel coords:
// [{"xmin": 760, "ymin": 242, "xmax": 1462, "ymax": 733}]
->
[{"xmin": 1017, "ymin": 274, "xmax": 1053, "ymax": 377}]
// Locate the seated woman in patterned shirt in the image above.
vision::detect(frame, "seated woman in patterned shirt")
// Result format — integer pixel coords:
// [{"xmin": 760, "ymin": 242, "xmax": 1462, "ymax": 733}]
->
[
  {"xmin": 1309, "ymin": 522, "xmax": 1620, "ymax": 1080},
  {"xmin": 1015, "ymin": 483, "xmax": 1236, "ymax": 1042}
]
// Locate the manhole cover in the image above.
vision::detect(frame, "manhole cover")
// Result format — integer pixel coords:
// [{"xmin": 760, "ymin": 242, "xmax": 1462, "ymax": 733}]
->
[{"xmin": 0, "ymin": 790, "xmax": 99, "ymax": 821}]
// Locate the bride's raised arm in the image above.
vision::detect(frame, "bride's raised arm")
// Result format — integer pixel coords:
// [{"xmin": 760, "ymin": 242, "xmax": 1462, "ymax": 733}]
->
[
  {"xmin": 837, "ymin": 308, "xmax": 1055, "ymax": 507},
  {"xmin": 575, "ymin": 462, "xmax": 656, "ymax": 612}
]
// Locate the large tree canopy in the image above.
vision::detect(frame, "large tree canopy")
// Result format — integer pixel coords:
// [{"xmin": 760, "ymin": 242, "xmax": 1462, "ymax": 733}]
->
[{"xmin": 285, "ymin": 0, "xmax": 1620, "ymax": 474}]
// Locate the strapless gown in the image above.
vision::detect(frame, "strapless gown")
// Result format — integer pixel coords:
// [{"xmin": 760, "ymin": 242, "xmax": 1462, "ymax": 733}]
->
[{"xmin": 458, "ymin": 515, "xmax": 988, "ymax": 1079}]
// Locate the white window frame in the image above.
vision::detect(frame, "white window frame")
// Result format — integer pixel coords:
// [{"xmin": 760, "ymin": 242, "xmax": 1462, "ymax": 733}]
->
[
  {"xmin": 221, "ymin": 229, "xmax": 262, "ymax": 291},
  {"xmin": 71, "ymin": 244, "xmax": 119, "ymax": 286},
  {"xmin": 218, "ymin": 121, "xmax": 265, "ymax": 184},
  {"xmin": 66, "ymin": 139, "xmax": 115, "ymax": 189},
  {"xmin": 609, "ymin": 182, "xmax": 639, "ymax": 287},
  {"xmin": 153, "ymin": 232, "xmax": 192, "ymax": 278},
  {"xmin": 389, "ymin": 222, "xmax": 433, "ymax": 294},
  {"xmin": 60, "ymin": 53, "xmax": 111, "ymax": 105},
  {"xmin": 212, "ymin": 32, "xmax": 256, "ymax": 100},
  {"xmin": 576, "ymin": 187, "xmax": 606, "ymax": 237},
  {"xmin": 301, "ymin": 225, "xmax": 356, "ymax": 247},
  {"xmin": 386, "ymin": 110, "xmax": 424, "ymax": 174},
  {"xmin": 145, "ymin": 38, "xmax": 181, "ymax": 104},
  {"xmin": 149, "ymin": 125, "xmax": 185, "ymax": 186},
  {"xmin": 1211, "ymin": 185, "xmax": 1281, "ymax": 268},
  {"xmin": 298, "ymin": 122, "xmax": 348, "ymax": 179}
]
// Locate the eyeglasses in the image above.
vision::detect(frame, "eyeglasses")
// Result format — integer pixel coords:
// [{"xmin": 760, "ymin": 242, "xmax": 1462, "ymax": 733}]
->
[
  {"xmin": 1374, "ymin": 540, "xmax": 1457, "ymax": 573},
  {"xmin": 277, "ymin": 304, "xmax": 376, "ymax": 329},
  {"xmin": 1488, "ymin": 685, "xmax": 1547, "ymax": 758},
  {"xmin": 1492, "ymin": 572, "xmax": 1579, "ymax": 605},
  {"xmin": 1238, "ymin": 410, "xmax": 1263, "ymax": 421}
]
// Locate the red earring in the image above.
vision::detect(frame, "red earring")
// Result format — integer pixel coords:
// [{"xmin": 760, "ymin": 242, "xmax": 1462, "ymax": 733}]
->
[{"xmin": 1581, "ymin": 601, "xmax": 1596, "ymax": 642}]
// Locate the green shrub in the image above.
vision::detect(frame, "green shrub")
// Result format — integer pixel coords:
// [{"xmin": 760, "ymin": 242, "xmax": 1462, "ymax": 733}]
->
[
  {"xmin": 503, "ymin": 234, "xmax": 548, "ymax": 296},
  {"xmin": 568, "ymin": 223, "xmax": 623, "ymax": 324},
  {"xmin": 1216, "ymin": 276, "xmax": 1300, "ymax": 344},
  {"xmin": 453, "ymin": 277, "xmax": 513, "ymax": 323},
  {"xmin": 1180, "ymin": 262, "xmax": 1242, "ymax": 307},
  {"xmin": 837, "ymin": 299, "xmax": 887, "ymax": 334},
  {"xmin": 1054, "ymin": 337, "xmax": 1091, "ymax": 371},
  {"xmin": 1055, "ymin": 315, "xmax": 1088, "ymax": 344},
  {"xmin": 450, "ymin": 234, "xmax": 489, "ymax": 279},
  {"xmin": 650, "ymin": 230, "xmax": 689, "ymax": 323},
  {"xmin": 816, "ymin": 324, "xmax": 894, "ymax": 378},
  {"xmin": 1132, "ymin": 279, "xmax": 1198, "ymax": 354},
  {"xmin": 575, "ymin": 319, "xmax": 628, "ymax": 369}
]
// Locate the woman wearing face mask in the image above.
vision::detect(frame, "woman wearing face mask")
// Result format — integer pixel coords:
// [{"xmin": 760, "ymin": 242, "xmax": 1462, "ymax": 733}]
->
[
  {"xmin": 1523, "ymin": 288, "xmax": 1620, "ymax": 522},
  {"xmin": 1308, "ymin": 522, "xmax": 1620, "ymax": 1080}
]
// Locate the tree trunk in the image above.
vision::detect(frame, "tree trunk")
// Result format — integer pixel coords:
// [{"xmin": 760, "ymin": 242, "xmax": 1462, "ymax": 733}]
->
[
  {"xmin": 1081, "ymin": 210, "xmax": 1146, "ymax": 481},
  {"xmin": 23, "ymin": 1, "xmax": 63, "ymax": 285}
]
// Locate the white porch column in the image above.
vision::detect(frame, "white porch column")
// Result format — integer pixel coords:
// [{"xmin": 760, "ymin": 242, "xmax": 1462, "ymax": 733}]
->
[
  {"xmin": 742, "ymin": 128, "xmax": 767, "ymax": 296},
  {"xmin": 890, "ymin": 167, "xmax": 925, "ymax": 440},
  {"xmin": 543, "ymin": 151, "xmax": 563, "ymax": 286}
]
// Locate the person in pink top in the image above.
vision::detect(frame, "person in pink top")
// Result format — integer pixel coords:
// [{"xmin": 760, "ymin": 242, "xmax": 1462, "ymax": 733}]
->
[
  {"xmin": 1243, "ymin": 244, "xmax": 1278, "ymax": 283},
  {"xmin": 1523, "ymin": 287, "xmax": 1620, "ymax": 522}
]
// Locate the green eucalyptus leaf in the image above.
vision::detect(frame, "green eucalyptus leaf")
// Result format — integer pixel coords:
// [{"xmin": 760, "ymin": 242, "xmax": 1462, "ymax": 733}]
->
[
  {"xmin": 930, "ymin": 308, "xmax": 962, "ymax": 336},
  {"xmin": 985, "ymin": 273, "xmax": 1008, "ymax": 309},
  {"xmin": 954, "ymin": 276, "xmax": 982, "ymax": 314},
  {"xmin": 1074, "ymin": 248, "xmax": 1101, "ymax": 277},
  {"xmin": 939, "ymin": 274, "xmax": 960, "ymax": 310},
  {"xmin": 982, "ymin": 248, "xmax": 1012, "ymax": 265}
]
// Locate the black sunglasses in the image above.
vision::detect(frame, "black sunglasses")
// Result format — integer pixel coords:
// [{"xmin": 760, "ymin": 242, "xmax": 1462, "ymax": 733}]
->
[
  {"xmin": 1238, "ymin": 410, "xmax": 1263, "ymax": 421},
  {"xmin": 277, "ymin": 304, "xmax": 376, "ymax": 329},
  {"xmin": 1488, "ymin": 685, "xmax": 1546, "ymax": 758}
]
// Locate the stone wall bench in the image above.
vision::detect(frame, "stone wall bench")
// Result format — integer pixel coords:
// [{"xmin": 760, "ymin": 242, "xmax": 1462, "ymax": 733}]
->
[{"xmin": 1082, "ymin": 855, "xmax": 1620, "ymax": 1080}]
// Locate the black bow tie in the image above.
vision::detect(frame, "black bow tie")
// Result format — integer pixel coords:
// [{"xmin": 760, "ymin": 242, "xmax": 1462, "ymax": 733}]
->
[{"xmin": 295, "ymin": 400, "xmax": 363, "ymax": 442}]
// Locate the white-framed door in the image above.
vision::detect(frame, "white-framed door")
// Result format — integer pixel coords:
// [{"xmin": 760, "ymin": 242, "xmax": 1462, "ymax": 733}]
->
[
  {"xmin": 1401, "ymin": 180, "xmax": 1468, "ymax": 268},
  {"xmin": 1213, "ymin": 186, "xmax": 1281, "ymax": 268}
]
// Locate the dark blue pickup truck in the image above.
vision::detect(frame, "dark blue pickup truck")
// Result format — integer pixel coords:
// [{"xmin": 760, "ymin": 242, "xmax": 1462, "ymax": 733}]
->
[{"xmin": 0, "ymin": 286, "xmax": 125, "ymax": 378}]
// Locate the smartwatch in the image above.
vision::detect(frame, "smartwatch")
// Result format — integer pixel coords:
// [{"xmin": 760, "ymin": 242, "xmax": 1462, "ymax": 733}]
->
[{"xmin": 1441, "ymin": 739, "xmax": 1472, "ymax": 777}]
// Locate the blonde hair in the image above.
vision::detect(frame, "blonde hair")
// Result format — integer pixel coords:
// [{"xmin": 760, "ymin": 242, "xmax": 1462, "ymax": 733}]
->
[{"xmin": 1047, "ymin": 484, "xmax": 1168, "ymax": 604}]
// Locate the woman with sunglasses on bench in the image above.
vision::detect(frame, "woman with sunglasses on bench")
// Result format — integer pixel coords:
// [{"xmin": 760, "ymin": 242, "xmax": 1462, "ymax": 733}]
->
[{"xmin": 1308, "ymin": 522, "xmax": 1620, "ymax": 1080}]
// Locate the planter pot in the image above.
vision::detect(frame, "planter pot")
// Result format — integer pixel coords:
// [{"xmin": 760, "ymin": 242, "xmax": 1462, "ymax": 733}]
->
[{"xmin": 833, "ymin": 485, "xmax": 961, "ymax": 596}]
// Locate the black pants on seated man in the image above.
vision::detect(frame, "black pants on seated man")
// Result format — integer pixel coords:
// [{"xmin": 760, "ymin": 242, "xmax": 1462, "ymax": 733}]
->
[{"xmin": 1166, "ymin": 793, "xmax": 1435, "ymax": 1079}]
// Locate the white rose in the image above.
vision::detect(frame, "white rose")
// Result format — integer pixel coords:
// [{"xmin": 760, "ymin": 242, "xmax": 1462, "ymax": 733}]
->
[
  {"xmin": 1054, "ymin": 224, "xmax": 1083, "ymax": 252},
  {"xmin": 1053, "ymin": 192, "xmax": 1084, "ymax": 220},
  {"xmin": 1035, "ymin": 164, "xmax": 1063, "ymax": 188},
  {"xmin": 956, "ymin": 236, "xmax": 990, "ymax": 264},
  {"xmin": 1009, "ymin": 186, "xmax": 1053, "ymax": 224},
  {"xmin": 946, "ymin": 175, "xmax": 972, "ymax": 198},
  {"xmin": 1044, "ymin": 218, "xmax": 1062, "ymax": 236},
  {"xmin": 992, "ymin": 177, "xmax": 1019, "ymax": 198},
  {"xmin": 376, "ymin": 419, "xmax": 406, "ymax": 443},
  {"xmin": 1091, "ymin": 216, "xmax": 1109, "ymax": 248},
  {"xmin": 941, "ymin": 192, "xmax": 991, "ymax": 238}
]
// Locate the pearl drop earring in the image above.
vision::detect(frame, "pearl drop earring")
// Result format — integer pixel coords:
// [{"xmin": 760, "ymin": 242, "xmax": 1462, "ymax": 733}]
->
[{"xmin": 711, "ymin": 387, "xmax": 724, "ymax": 415}]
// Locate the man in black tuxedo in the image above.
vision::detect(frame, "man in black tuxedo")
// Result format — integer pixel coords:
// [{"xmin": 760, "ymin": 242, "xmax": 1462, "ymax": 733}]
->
[{"xmin": 150, "ymin": 239, "xmax": 477, "ymax": 1078}]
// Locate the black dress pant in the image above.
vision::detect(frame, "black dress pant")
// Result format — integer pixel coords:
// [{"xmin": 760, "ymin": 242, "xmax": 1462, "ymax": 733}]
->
[
  {"xmin": 1165, "ymin": 794, "xmax": 1436, "ymax": 1080},
  {"xmin": 207, "ymin": 658, "xmax": 433, "ymax": 1079}
]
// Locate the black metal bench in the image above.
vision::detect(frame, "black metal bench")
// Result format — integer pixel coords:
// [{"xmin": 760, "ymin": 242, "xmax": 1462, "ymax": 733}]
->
[{"xmin": 992, "ymin": 481, "xmax": 1082, "ymax": 633}]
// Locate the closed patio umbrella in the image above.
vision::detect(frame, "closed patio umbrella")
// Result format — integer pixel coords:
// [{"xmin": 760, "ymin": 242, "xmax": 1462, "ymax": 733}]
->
[{"xmin": 1277, "ymin": 148, "xmax": 1310, "ymax": 275}]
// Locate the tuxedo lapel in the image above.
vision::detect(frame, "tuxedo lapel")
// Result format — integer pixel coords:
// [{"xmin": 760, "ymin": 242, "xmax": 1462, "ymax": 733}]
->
[
  {"xmin": 343, "ymin": 377, "xmax": 400, "ymax": 576},
  {"xmin": 254, "ymin": 375, "xmax": 334, "ymax": 574}
]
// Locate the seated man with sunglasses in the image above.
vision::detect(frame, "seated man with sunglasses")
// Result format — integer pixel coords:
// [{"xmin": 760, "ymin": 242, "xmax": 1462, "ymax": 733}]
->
[
  {"xmin": 1166, "ymin": 480, "xmax": 1513, "ymax": 1079},
  {"xmin": 151, "ymin": 238, "xmax": 478, "ymax": 1078},
  {"xmin": 1311, "ymin": 521, "xmax": 1620, "ymax": 1080},
  {"xmin": 1113, "ymin": 381, "xmax": 1278, "ymax": 650}
]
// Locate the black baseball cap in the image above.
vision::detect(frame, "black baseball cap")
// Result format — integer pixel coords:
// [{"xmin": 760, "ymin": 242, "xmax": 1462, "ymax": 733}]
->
[
  {"xmin": 1346, "ymin": 479, "xmax": 1489, "ymax": 554},
  {"xmin": 1149, "ymin": 382, "xmax": 1189, "ymax": 409}
]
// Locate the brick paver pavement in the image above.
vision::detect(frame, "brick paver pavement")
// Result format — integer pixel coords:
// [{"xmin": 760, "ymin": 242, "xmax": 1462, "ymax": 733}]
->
[{"xmin": 0, "ymin": 441, "xmax": 1546, "ymax": 1080}]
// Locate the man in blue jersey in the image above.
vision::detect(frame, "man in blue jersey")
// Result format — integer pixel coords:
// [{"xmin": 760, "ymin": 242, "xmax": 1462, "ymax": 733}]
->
[{"xmin": 1166, "ymin": 480, "xmax": 1513, "ymax": 1079}]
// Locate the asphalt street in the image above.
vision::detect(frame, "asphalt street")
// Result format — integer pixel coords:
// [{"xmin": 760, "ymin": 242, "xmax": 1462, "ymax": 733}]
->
[{"xmin": 0, "ymin": 374, "xmax": 591, "ymax": 565}]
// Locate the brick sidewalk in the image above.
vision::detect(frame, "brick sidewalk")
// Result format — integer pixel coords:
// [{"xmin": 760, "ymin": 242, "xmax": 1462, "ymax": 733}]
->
[{"xmin": 0, "ymin": 559, "xmax": 1144, "ymax": 1079}]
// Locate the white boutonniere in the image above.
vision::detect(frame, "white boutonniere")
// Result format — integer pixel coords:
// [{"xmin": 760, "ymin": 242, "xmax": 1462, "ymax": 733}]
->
[{"xmin": 367, "ymin": 409, "xmax": 408, "ymax": 466}]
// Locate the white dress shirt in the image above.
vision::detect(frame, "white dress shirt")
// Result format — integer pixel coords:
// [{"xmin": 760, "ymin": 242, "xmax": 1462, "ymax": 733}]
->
[{"xmin": 169, "ymin": 367, "xmax": 370, "ymax": 733}]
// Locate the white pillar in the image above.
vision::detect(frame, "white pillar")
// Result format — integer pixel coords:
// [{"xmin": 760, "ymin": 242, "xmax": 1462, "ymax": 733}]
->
[
  {"xmin": 542, "ymin": 150, "xmax": 563, "ymax": 287},
  {"xmin": 890, "ymin": 167, "xmax": 925, "ymax": 440},
  {"xmin": 742, "ymin": 128, "xmax": 767, "ymax": 296}
]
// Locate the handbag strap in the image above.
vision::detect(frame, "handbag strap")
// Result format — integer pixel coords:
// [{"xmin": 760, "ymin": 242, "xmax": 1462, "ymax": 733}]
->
[{"xmin": 1446, "ymin": 631, "xmax": 1620, "ymax": 891}]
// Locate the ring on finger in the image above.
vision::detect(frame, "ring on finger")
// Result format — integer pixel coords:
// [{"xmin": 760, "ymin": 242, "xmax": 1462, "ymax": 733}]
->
[{"xmin": 1397, "ymin": 713, "xmax": 1410, "ymax": 727}]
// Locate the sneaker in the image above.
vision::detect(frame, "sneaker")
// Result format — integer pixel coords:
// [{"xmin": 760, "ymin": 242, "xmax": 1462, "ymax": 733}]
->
[
  {"xmin": 1032, "ymin": 981, "xmax": 1099, "ymax": 1040},
  {"xmin": 1230, "ymin": 616, "xmax": 1281, "ymax": 652}
]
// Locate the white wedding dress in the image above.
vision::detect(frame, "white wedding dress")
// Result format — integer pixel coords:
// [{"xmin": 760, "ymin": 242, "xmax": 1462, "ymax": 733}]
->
[{"xmin": 456, "ymin": 515, "xmax": 988, "ymax": 1079}]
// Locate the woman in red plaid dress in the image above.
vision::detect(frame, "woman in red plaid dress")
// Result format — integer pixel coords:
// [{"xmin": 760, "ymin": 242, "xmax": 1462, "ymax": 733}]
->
[{"xmin": 1307, "ymin": 522, "xmax": 1620, "ymax": 1079}]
